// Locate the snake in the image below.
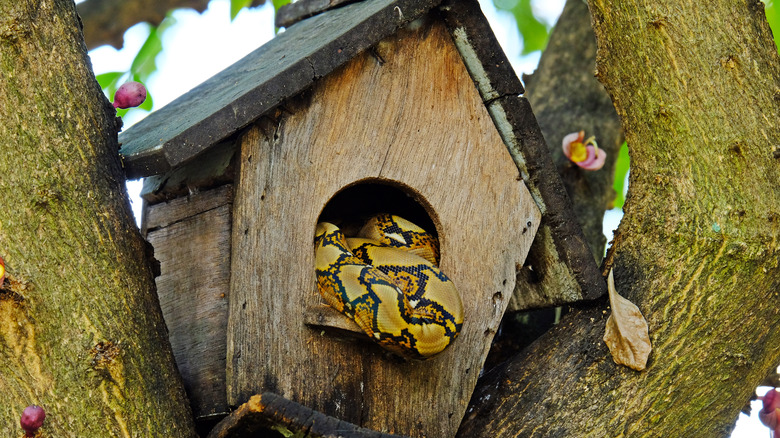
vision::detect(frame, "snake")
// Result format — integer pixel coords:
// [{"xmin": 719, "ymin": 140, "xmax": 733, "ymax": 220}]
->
[{"xmin": 314, "ymin": 214, "xmax": 464, "ymax": 360}]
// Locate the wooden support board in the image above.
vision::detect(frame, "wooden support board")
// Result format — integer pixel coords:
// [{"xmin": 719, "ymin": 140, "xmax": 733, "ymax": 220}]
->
[
  {"xmin": 207, "ymin": 392, "xmax": 406, "ymax": 438},
  {"xmin": 144, "ymin": 185, "xmax": 233, "ymax": 419},
  {"xmin": 439, "ymin": 0, "xmax": 608, "ymax": 309},
  {"xmin": 228, "ymin": 19, "xmax": 540, "ymax": 437}
]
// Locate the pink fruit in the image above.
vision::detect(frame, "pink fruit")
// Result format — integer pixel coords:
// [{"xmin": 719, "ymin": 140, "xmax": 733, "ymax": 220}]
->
[
  {"xmin": 113, "ymin": 81, "xmax": 147, "ymax": 109},
  {"xmin": 20, "ymin": 405, "xmax": 45, "ymax": 437}
]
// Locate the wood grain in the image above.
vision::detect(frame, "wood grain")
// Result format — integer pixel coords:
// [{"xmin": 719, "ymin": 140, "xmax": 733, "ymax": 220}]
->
[
  {"xmin": 207, "ymin": 392, "xmax": 406, "ymax": 438},
  {"xmin": 440, "ymin": 0, "xmax": 608, "ymax": 308},
  {"xmin": 227, "ymin": 19, "xmax": 540, "ymax": 437},
  {"xmin": 145, "ymin": 185, "xmax": 233, "ymax": 418}
]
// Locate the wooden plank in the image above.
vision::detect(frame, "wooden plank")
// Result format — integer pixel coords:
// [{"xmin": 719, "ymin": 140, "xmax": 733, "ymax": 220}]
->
[
  {"xmin": 304, "ymin": 303, "xmax": 365, "ymax": 335},
  {"xmin": 206, "ymin": 393, "xmax": 406, "ymax": 438},
  {"xmin": 487, "ymin": 95, "xmax": 608, "ymax": 309},
  {"xmin": 275, "ymin": 0, "xmax": 359, "ymax": 28},
  {"xmin": 439, "ymin": 0, "xmax": 524, "ymax": 100},
  {"xmin": 228, "ymin": 19, "xmax": 540, "ymax": 438},
  {"xmin": 440, "ymin": 0, "xmax": 608, "ymax": 308},
  {"xmin": 118, "ymin": 0, "xmax": 443, "ymax": 179},
  {"xmin": 141, "ymin": 140, "xmax": 236, "ymax": 205},
  {"xmin": 144, "ymin": 185, "xmax": 233, "ymax": 419},
  {"xmin": 144, "ymin": 184, "xmax": 233, "ymax": 231}
]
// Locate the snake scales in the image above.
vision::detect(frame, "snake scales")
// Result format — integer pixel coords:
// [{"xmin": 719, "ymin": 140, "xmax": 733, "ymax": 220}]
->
[{"xmin": 314, "ymin": 214, "xmax": 464, "ymax": 359}]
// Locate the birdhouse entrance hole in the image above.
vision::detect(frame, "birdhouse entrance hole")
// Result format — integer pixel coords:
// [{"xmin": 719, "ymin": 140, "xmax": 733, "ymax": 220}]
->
[
  {"xmin": 316, "ymin": 179, "xmax": 438, "ymax": 239},
  {"xmin": 307, "ymin": 179, "xmax": 442, "ymax": 338}
]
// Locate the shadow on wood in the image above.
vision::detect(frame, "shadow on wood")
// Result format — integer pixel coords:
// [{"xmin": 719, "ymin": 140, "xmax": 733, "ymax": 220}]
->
[{"xmin": 207, "ymin": 392, "xmax": 406, "ymax": 438}]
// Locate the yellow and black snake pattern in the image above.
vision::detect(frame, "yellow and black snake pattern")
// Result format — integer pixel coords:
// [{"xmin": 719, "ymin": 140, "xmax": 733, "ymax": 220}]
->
[{"xmin": 314, "ymin": 214, "xmax": 463, "ymax": 360}]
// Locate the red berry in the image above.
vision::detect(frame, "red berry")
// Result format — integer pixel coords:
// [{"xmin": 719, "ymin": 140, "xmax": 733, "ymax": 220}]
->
[
  {"xmin": 20, "ymin": 405, "xmax": 45, "ymax": 437},
  {"xmin": 113, "ymin": 81, "xmax": 147, "ymax": 109}
]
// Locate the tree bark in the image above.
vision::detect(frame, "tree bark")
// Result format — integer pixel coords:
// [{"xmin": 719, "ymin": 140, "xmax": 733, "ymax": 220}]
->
[
  {"xmin": 524, "ymin": 0, "xmax": 622, "ymax": 259},
  {"xmin": 459, "ymin": 0, "xmax": 780, "ymax": 436},
  {"xmin": 0, "ymin": 1, "xmax": 197, "ymax": 436}
]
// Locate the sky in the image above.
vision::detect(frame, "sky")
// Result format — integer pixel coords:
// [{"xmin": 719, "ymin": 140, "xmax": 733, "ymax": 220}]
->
[{"xmin": 83, "ymin": 0, "xmax": 772, "ymax": 436}]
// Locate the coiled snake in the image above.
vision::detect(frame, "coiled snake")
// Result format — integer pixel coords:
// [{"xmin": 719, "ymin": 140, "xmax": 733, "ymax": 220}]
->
[{"xmin": 314, "ymin": 214, "xmax": 464, "ymax": 359}]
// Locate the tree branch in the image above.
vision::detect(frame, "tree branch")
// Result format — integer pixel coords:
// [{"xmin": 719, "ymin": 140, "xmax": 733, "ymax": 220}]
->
[{"xmin": 77, "ymin": 0, "xmax": 265, "ymax": 50}]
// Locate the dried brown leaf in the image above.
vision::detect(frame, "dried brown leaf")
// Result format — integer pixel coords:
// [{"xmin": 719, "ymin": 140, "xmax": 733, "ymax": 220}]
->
[{"xmin": 603, "ymin": 269, "xmax": 651, "ymax": 370}]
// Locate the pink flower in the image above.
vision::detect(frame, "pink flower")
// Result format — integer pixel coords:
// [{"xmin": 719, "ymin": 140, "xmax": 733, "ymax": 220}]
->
[
  {"xmin": 562, "ymin": 131, "xmax": 606, "ymax": 170},
  {"xmin": 760, "ymin": 388, "xmax": 780, "ymax": 436},
  {"xmin": 113, "ymin": 81, "xmax": 147, "ymax": 109}
]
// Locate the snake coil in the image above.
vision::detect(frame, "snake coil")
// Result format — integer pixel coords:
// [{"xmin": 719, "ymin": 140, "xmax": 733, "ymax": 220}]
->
[{"xmin": 314, "ymin": 214, "xmax": 464, "ymax": 359}]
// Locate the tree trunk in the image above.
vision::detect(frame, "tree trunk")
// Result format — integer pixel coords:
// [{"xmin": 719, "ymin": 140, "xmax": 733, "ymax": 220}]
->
[
  {"xmin": 459, "ymin": 0, "xmax": 780, "ymax": 436},
  {"xmin": 0, "ymin": 1, "xmax": 197, "ymax": 436}
]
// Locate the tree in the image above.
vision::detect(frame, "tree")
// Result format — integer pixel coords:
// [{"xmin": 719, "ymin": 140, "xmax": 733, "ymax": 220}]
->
[
  {"xmin": 1, "ymin": 0, "xmax": 778, "ymax": 437},
  {"xmin": 0, "ymin": 0, "xmax": 196, "ymax": 436},
  {"xmin": 459, "ymin": 0, "xmax": 780, "ymax": 436}
]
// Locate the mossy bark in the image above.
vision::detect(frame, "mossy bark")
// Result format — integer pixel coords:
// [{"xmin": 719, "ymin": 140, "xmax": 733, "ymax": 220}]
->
[
  {"xmin": 0, "ymin": 1, "xmax": 197, "ymax": 436},
  {"xmin": 460, "ymin": 1, "xmax": 780, "ymax": 436}
]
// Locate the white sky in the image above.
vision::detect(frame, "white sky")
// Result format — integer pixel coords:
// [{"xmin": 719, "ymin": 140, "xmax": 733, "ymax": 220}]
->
[{"xmin": 84, "ymin": 1, "xmax": 771, "ymax": 436}]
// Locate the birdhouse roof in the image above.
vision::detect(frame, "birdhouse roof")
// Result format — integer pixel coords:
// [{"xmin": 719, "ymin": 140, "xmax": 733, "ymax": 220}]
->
[{"xmin": 118, "ymin": 0, "xmax": 522, "ymax": 179}]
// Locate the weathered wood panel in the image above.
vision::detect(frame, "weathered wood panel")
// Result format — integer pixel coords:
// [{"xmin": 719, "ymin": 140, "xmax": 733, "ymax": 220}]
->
[
  {"xmin": 228, "ymin": 19, "xmax": 540, "ymax": 437},
  {"xmin": 439, "ymin": 0, "xmax": 608, "ymax": 309},
  {"xmin": 145, "ymin": 185, "xmax": 233, "ymax": 418},
  {"xmin": 140, "ymin": 140, "xmax": 237, "ymax": 205},
  {"xmin": 207, "ymin": 392, "xmax": 406, "ymax": 438}
]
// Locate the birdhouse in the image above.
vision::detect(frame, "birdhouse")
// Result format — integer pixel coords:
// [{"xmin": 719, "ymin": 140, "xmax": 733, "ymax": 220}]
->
[{"xmin": 119, "ymin": 0, "xmax": 604, "ymax": 436}]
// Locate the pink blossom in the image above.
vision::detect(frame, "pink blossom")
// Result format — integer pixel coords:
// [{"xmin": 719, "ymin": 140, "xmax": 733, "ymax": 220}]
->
[
  {"xmin": 760, "ymin": 388, "xmax": 780, "ymax": 436},
  {"xmin": 562, "ymin": 131, "xmax": 606, "ymax": 171},
  {"xmin": 113, "ymin": 81, "xmax": 147, "ymax": 109}
]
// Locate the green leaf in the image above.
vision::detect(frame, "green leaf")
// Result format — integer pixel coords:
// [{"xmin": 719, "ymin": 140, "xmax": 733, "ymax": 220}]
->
[
  {"xmin": 612, "ymin": 141, "xmax": 630, "ymax": 209},
  {"xmin": 764, "ymin": 0, "xmax": 780, "ymax": 50},
  {"xmin": 271, "ymin": 0, "xmax": 291, "ymax": 33},
  {"xmin": 95, "ymin": 71, "xmax": 126, "ymax": 100},
  {"xmin": 272, "ymin": 0, "xmax": 291, "ymax": 12},
  {"xmin": 96, "ymin": 71, "xmax": 124, "ymax": 90},
  {"xmin": 130, "ymin": 25, "xmax": 163, "ymax": 79},
  {"xmin": 231, "ymin": 0, "xmax": 254, "ymax": 21},
  {"xmin": 129, "ymin": 15, "xmax": 176, "ymax": 81},
  {"xmin": 493, "ymin": 0, "xmax": 551, "ymax": 55}
]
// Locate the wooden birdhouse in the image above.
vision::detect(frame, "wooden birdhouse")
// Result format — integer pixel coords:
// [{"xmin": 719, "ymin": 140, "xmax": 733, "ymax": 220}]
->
[{"xmin": 119, "ymin": 0, "xmax": 604, "ymax": 436}]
